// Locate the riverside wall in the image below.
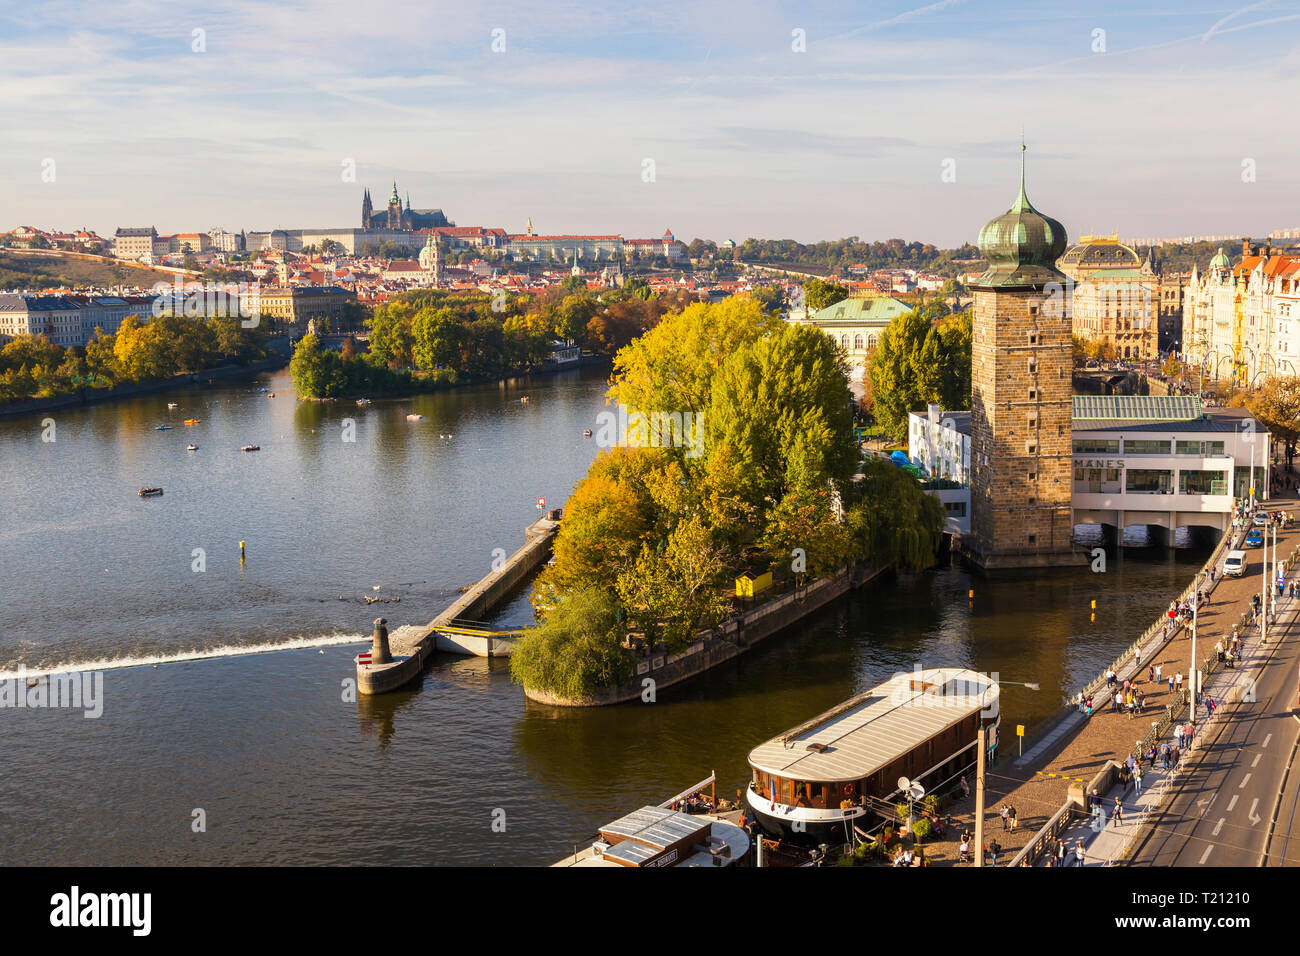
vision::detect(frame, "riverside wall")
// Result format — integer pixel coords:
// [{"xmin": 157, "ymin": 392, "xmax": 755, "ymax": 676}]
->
[
  {"xmin": 524, "ymin": 563, "xmax": 890, "ymax": 708},
  {"xmin": 0, "ymin": 356, "xmax": 287, "ymax": 419}
]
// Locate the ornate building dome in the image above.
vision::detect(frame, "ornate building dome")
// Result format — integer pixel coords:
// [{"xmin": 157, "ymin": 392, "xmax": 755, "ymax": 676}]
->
[
  {"xmin": 973, "ymin": 145, "xmax": 1069, "ymax": 289},
  {"xmin": 1059, "ymin": 236, "xmax": 1140, "ymax": 271},
  {"xmin": 1208, "ymin": 247, "xmax": 1231, "ymax": 272}
]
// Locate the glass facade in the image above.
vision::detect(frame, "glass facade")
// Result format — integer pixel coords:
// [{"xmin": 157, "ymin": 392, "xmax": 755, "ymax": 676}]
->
[
  {"xmin": 1178, "ymin": 469, "xmax": 1228, "ymax": 495},
  {"xmin": 1073, "ymin": 439, "xmax": 1120, "ymax": 454},
  {"xmin": 1124, "ymin": 439, "xmax": 1172, "ymax": 455},
  {"xmin": 1126, "ymin": 469, "xmax": 1172, "ymax": 494},
  {"xmin": 1175, "ymin": 440, "xmax": 1226, "ymax": 456}
]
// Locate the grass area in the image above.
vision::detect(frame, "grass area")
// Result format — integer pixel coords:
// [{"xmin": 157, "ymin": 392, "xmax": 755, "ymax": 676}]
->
[{"xmin": 0, "ymin": 249, "xmax": 177, "ymax": 291}]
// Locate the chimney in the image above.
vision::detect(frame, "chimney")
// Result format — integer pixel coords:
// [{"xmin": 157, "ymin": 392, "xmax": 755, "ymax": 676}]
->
[{"xmin": 1242, "ymin": 237, "xmax": 1251, "ymax": 257}]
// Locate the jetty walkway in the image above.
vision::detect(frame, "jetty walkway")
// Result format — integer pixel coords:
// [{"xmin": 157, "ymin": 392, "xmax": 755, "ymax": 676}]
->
[
  {"xmin": 355, "ymin": 513, "xmax": 560, "ymax": 694},
  {"xmin": 918, "ymin": 494, "xmax": 1300, "ymax": 866}
]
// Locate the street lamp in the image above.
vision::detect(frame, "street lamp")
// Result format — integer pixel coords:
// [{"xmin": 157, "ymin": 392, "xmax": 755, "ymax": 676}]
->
[{"xmin": 974, "ymin": 678, "xmax": 1040, "ymax": 868}]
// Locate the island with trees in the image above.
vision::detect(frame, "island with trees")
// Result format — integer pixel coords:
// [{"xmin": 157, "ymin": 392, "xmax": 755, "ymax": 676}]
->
[{"xmin": 509, "ymin": 296, "xmax": 945, "ymax": 704}]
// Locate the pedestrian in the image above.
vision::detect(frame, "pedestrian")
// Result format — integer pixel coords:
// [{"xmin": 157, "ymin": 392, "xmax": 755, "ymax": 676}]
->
[
  {"xmin": 1149, "ymin": 664, "xmax": 1155, "ymax": 684},
  {"xmin": 1114, "ymin": 797, "xmax": 1124, "ymax": 826},
  {"xmin": 1056, "ymin": 839, "xmax": 1066, "ymax": 865},
  {"xmin": 1168, "ymin": 674, "xmax": 1175, "ymax": 694},
  {"xmin": 1174, "ymin": 723, "xmax": 1184, "ymax": 748},
  {"xmin": 1138, "ymin": 692, "xmax": 1145, "ymax": 714},
  {"xmin": 1075, "ymin": 840, "xmax": 1086, "ymax": 866},
  {"xmin": 1009, "ymin": 805, "xmax": 1018, "ymax": 832},
  {"xmin": 1134, "ymin": 767, "xmax": 1143, "ymax": 796},
  {"xmin": 1000, "ymin": 805, "xmax": 1010, "ymax": 831},
  {"xmin": 959, "ymin": 775, "xmax": 969, "ymax": 800},
  {"xmin": 1176, "ymin": 672, "xmax": 1184, "ymax": 692},
  {"xmin": 988, "ymin": 840, "xmax": 1001, "ymax": 867},
  {"xmin": 1155, "ymin": 663, "xmax": 1162, "ymax": 684}
]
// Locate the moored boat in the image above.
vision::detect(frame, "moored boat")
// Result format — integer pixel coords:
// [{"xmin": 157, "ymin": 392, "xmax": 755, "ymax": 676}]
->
[
  {"xmin": 155, "ymin": 425, "xmax": 172, "ymax": 430},
  {"xmin": 183, "ymin": 418, "xmax": 200, "ymax": 425},
  {"xmin": 553, "ymin": 775, "xmax": 750, "ymax": 868},
  {"xmin": 186, "ymin": 444, "xmax": 198, "ymax": 451},
  {"xmin": 167, "ymin": 403, "xmax": 178, "ymax": 409},
  {"xmin": 405, "ymin": 414, "xmax": 424, "ymax": 422},
  {"xmin": 138, "ymin": 487, "xmax": 164, "ymax": 497},
  {"xmin": 356, "ymin": 398, "xmax": 372, "ymax": 406},
  {"xmin": 240, "ymin": 444, "xmax": 260, "ymax": 452},
  {"xmin": 745, "ymin": 667, "xmax": 998, "ymax": 844}
]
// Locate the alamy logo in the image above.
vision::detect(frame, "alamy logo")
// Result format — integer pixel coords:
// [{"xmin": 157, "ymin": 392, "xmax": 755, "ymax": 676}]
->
[
  {"xmin": 50, "ymin": 886, "xmax": 151, "ymax": 936},
  {"xmin": 593, "ymin": 404, "xmax": 705, "ymax": 458},
  {"xmin": 0, "ymin": 668, "xmax": 103, "ymax": 718}
]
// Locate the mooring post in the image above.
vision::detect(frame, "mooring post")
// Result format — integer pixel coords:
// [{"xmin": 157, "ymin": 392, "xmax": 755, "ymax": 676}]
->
[{"xmin": 371, "ymin": 617, "xmax": 392, "ymax": 665}]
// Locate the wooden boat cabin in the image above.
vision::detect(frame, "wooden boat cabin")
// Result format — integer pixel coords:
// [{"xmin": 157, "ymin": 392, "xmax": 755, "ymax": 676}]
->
[{"xmin": 746, "ymin": 667, "xmax": 998, "ymax": 842}]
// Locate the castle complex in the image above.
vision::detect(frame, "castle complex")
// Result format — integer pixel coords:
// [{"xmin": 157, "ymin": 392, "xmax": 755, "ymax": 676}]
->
[{"xmin": 966, "ymin": 146, "xmax": 1078, "ymax": 568}]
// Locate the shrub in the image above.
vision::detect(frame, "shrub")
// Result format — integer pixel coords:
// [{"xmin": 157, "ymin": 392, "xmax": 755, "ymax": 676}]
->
[{"xmin": 510, "ymin": 588, "xmax": 634, "ymax": 699}]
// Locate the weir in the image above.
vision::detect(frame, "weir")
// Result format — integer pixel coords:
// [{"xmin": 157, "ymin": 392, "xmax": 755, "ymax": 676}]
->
[{"xmin": 355, "ymin": 512, "xmax": 560, "ymax": 695}]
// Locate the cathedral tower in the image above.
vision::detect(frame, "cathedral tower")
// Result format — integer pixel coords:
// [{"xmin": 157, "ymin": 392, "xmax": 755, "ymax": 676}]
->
[
  {"xmin": 387, "ymin": 181, "xmax": 403, "ymax": 230},
  {"xmin": 967, "ymin": 145, "xmax": 1078, "ymax": 567},
  {"xmin": 361, "ymin": 188, "xmax": 373, "ymax": 229}
]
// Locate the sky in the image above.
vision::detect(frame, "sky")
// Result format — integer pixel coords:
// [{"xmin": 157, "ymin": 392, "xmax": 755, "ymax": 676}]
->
[{"xmin": 2, "ymin": 0, "xmax": 1299, "ymax": 247}]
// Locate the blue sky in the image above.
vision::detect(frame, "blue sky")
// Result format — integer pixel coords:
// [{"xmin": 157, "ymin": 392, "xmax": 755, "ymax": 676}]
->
[{"xmin": 3, "ymin": 0, "xmax": 1299, "ymax": 246}]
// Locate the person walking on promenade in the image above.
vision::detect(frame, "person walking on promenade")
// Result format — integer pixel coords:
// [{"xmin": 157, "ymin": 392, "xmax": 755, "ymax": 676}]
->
[
  {"xmin": 1174, "ymin": 723, "xmax": 1184, "ymax": 749},
  {"xmin": 1138, "ymin": 692, "xmax": 1146, "ymax": 714},
  {"xmin": 1075, "ymin": 840, "xmax": 1086, "ymax": 866},
  {"xmin": 1114, "ymin": 797, "xmax": 1124, "ymax": 826},
  {"xmin": 1000, "ymin": 805, "xmax": 1010, "ymax": 831},
  {"xmin": 1155, "ymin": 663, "xmax": 1163, "ymax": 684},
  {"xmin": 1134, "ymin": 766, "xmax": 1143, "ymax": 797},
  {"xmin": 1008, "ymin": 805, "xmax": 1018, "ymax": 832},
  {"xmin": 1168, "ymin": 673, "xmax": 1175, "ymax": 694},
  {"xmin": 1057, "ymin": 840, "xmax": 1067, "ymax": 865},
  {"xmin": 1175, "ymin": 672, "xmax": 1184, "ymax": 694},
  {"xmin": 1114, "ymin": 690, "xmax": 1124, "ymax": 714}
]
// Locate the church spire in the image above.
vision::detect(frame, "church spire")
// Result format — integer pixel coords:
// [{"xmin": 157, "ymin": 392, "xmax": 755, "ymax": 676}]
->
[{"xmin": 389, "ymin": 180, "xmax": 400, "ymax": 205}]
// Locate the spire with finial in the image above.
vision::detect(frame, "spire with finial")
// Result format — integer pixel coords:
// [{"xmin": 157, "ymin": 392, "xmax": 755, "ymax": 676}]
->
[{"xmin": 389, "ymin": 180, "xmax": 400, "ymax": 205}]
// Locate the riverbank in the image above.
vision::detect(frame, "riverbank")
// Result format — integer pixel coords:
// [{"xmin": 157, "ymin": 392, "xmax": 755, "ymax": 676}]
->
[{"xmin": 0, "ymin": 355, "xmax": 287, "ymax": 419}]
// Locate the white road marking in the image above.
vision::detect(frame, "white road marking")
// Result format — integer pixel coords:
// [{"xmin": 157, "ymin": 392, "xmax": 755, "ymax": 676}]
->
[
  {"xmin": 1249, "ymin": 799, "xmax": 1262, "ymax": 825},
  {"xmin": 1252, "ymin": 753, "xmax": 1262, "ymax": 768},
  {"xmin": 1263, "ymin": 733, "xmax": 1273, "ymax": 748},
  {"xmin": 1239, "ymin": 773, "xmax": 1252, "ymax": 788},
  {"xmin": 1213, "ymin": 817, "xmax": 1225, "ymax": 836},
  {"xmin": 1228, "ymin": 795, "xmax": 1239, "ymax": 812},
  {"xmin": 1199, "ymin": 845, "xmax": 1213, "ymax": 864}
]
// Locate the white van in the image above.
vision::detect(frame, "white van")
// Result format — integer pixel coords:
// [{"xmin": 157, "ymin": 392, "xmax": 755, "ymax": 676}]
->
[{"xmin": 1224, "ymin": 550, "xmax": 1247, "ymax": 577}]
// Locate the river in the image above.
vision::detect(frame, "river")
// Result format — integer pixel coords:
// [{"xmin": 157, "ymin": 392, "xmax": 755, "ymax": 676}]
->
[{"xmin": 0, "ymin": 366, "xmax": 1209, "ymax": 864}]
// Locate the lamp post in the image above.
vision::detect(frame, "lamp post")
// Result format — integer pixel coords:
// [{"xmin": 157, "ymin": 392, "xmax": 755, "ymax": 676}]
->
[
  {"xmin": 974, "ymin": 678, "xmax": 1040, "ymax": 868},
  {"xmin": 1190, "ymin": 571, "xmax": 1200, "ymax": 724}
]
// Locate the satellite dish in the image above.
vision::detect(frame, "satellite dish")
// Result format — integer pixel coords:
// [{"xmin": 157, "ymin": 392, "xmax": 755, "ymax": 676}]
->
[
  {"xmin": 897, "ymin": 776, "xmax": 911, "ymax": 793},
  {"xmin": 909, "ymin": 781, "xmax": 925, "ymax": 801}
]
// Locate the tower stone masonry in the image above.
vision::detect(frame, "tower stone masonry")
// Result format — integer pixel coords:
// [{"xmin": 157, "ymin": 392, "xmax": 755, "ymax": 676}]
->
[{"xmin": 967, "ymin": 146, "xmax": 1081, "ymax": 568}]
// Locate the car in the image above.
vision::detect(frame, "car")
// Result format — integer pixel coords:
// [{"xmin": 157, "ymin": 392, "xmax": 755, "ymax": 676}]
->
[
  {"xmin": 1252, "ymin": 513, "xmax": 1269, "ymax": 527},
  {"xmin": 1245, "ymin": 529, "xmax": 1264, "ymax": 547},
  {"xmin": 1224, "ymin": 550, "xmax": 1247, "ymax": 577}
]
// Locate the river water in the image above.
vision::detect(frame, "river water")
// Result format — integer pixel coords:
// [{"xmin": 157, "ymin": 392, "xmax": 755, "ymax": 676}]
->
[{"xmin": 0, "ymin": 366, "xmax": 1208, "ymax": 865}]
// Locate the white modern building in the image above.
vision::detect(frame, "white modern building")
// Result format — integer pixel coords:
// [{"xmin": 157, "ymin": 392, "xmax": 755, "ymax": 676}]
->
[{"xmin": 908, "ymin": 395, "xmax": 1269, "ymax": 545}]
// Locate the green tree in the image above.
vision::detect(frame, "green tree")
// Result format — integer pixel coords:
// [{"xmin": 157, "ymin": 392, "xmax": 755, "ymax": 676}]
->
[
  {"xmin": 510, "ymin": 588, "xmax": 634, "ymax": 699},
  {"xmin": 803, "ymin": 278, "xmax": 850, "ymax": 311},
  {"xmin": 411, "ymin": 307, "xmax": 464, "ymax": 371}
]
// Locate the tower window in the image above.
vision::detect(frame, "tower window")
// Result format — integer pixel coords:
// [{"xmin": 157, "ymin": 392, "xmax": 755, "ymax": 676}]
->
[
  {"xmin": 1028, "ymin": 357, "xmax": 1038, "ymax": 374},
  {"xmin": 1028, "ymin": 388, "xmax": 1037, "ymax": 400},
  {"xmin": 1028, "ymin": 332, "xmax": 1039, "ymax": 345}
]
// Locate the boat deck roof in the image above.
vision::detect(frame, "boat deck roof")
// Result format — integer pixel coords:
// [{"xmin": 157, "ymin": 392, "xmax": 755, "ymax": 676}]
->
[{"xmin": 748, "ymin": 668, "xmax": 995, "ymax": 783}]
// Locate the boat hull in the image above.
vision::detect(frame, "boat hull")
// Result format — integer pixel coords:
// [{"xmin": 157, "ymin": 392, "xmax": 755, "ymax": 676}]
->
[{"xmin": 744, "ymin": 788, "xmax": 865, "ymax": 844}]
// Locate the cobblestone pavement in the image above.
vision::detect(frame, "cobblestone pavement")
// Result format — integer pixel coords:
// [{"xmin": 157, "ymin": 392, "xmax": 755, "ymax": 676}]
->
[{"xmin": 916, "ymin": 495, "xmax": 1300, "ymax": 866}]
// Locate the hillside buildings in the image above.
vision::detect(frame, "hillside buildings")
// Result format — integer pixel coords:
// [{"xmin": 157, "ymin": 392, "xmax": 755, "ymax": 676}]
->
[{"xmin": 0, "ymin": 294, "xmax": 159, "ymax": 347}]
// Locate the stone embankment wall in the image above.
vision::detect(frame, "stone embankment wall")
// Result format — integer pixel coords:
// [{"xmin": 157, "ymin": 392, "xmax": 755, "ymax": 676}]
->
[{"xmin": 525, "ymin": 564, "xmax": 887, "ymax": 707}]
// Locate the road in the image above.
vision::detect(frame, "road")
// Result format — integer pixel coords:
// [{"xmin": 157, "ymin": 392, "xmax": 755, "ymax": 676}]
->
[{"xmin": 1130, "ymin": 592, "xmax": 1300, "ymax": 866}]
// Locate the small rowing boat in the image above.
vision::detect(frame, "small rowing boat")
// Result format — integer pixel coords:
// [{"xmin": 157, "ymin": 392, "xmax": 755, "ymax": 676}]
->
[
  {"xmin": 186, "ymin": 444, "xmax": 198, "ymax": 451},
  {"xmin": 155, "ymin": 425, "xmax": 173, "ymax": 431},
  {"xmin": 240, "ymin": 444, "xmax": 261, "ymax": 452},
  {"xmin": 356, "ymin": 398, "xmax": 372, "ymax": 406},
  {"xmin": 167, "ymin": 403, "xmax": 178, "ymax": 409},
  {"xmin": 138, "ymin": 487, "xmax": 164, "ymax": 497},
  {"xmin": 406, "ymin": 414, "xmax": 424, "ymax": 422},
  {"xmin": 184, "ymin": 419, "xmax": 200, "ymax": 425}
]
